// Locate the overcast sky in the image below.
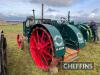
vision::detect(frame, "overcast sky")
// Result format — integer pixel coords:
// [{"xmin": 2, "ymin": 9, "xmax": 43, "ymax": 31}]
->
[{"xmin": 0, "ymin": 0, "xmax": 100, "ymax": 22}]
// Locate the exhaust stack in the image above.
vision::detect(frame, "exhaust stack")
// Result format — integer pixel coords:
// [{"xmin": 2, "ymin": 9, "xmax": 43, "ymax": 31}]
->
[{"xmin": 41, "ymin": 3, "xmax": 44, "ymax": 22}]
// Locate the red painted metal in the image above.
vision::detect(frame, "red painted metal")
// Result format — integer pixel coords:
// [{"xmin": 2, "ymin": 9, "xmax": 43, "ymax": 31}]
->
[
  {"xmin": 30, "ymin": 27, "xmax": 54, "ymax": 71},
  {"xmin": 77, "ymin": 48, "xmax": 80, "ymax": 52},
  {"xmin": 17, "ymin": 34, "xmax": 23, "ymax": 49}
]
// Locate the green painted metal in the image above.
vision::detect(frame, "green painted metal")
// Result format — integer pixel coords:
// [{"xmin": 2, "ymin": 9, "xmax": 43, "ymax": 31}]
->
[
  {"xmin": 23, "ymin": 20, "xmax": 30, "ymax": 37},
  {"xmin": 51, "ymin": 22, "xmax": 85, "ymax": 50},
  {"xmin": 81, "ymin": 24, "xmax": 92, "ymax": 41},
  {"xmin": 43, "ymin": 24, "xmax": 65, "ymax": 57},
  {"xmin": 23, "ymin": 17, "xmax": 35, "ymax": 41},
  {"xmin": 74, "ymin": 24, "xmax": 92, "ymax": 42}
]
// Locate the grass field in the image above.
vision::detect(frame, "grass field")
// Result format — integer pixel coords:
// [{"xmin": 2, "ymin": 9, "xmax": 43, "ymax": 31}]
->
[{"xmin": 0, "ymin": 24, "xmax": 100, "ymax": 75}]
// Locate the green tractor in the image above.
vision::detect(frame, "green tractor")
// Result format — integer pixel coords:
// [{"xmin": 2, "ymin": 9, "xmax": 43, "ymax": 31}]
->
[
  {"xmin": 16, "ymin": 9, "xmax": 92, "ymax": 71},
  {"xmin": 17, "ymin": 17, "xmax": 86, "ymax": 71}
]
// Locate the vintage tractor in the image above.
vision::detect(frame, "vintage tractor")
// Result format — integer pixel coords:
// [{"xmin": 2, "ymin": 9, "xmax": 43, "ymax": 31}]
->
[
  {"xmin": 0, "ymin": 31, "xmax": 7, "ymax": 75},
  {"xmin": 16, "ymin": 7, "xmax": 92, "ymax": 71},
  {"xmin": 17, "ymin": 16, "xmax": 86, "ymax": 71}
]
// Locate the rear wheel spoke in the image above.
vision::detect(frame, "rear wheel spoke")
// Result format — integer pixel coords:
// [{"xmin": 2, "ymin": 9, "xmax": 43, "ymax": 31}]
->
[
  {"xmin": 42, "ymin": 50, "xmax": 52, "ymax": 58},
  {"xmin": 41, "ymin": 53, "xmax": 48, "ymax": 66},
  {"xmin": 42, "ymin": 40, "xmax": 51, "ymax": 48},
  {"xmin": 36, "ymin": 30, "xmax": 40, "ymax": 42},
  {"xmin": 42, "ymin": 45, "xmax": 52, "ymax": 52},
  {"xmin": 41, "ymin": 31, "xmax": 45, "ymax": 40},
  {"xmin": 30, "ymin": 37, "xmax": 37, "ymax": 46}
]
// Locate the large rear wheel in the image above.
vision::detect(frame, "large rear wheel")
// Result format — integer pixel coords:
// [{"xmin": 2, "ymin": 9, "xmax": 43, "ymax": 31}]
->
[{"xmin": 30, "ymin": 27, "xmax": 54, "ymax": 71}]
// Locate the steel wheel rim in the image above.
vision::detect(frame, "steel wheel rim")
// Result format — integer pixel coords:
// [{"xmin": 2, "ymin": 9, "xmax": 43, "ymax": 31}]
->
[{"xmin": 30, "ymin": 27, "xmax": 54, "ymax": 71}]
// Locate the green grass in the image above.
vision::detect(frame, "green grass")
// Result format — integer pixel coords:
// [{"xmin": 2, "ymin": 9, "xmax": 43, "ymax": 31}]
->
[{"xmin": 0, "ymin": 24, "xmax": 100, "ymax": 75}]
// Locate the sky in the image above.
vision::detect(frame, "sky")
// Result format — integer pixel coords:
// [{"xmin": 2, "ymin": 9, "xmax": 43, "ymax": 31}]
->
[{"xmin": 0, "ymin": 0, "xmax": 100, "ymax": 22}]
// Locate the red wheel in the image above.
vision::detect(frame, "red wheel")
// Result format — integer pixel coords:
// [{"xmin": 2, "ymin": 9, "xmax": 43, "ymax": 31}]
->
[
  {"xmin": 17, "ymin": 34, "xmax": 23, "ymax": 49},
  {"xmin": 30, "ymin": 27, "xmax": 54, "ymax": 71}
]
